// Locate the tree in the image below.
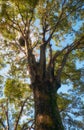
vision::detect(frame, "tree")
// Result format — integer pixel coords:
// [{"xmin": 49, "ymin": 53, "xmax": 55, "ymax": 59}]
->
[
  {"xmin": 63, "ymin": 88, "xmax": 84, "ymax": 130},
  {"xmin": 0, "ymin": 0, "xmax": 84, "ymax": 130},
  {"xmin": 0, "ymin": 78, "xmax": 34, "ymax": 130},
  {"xmin": 0, "ymin": 78, "xmax": 71, "ymax": 130}
]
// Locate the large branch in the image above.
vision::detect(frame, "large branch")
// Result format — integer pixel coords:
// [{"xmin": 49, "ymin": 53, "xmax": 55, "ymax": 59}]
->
[
  {"xmin": 53, "ymin": 36, "xmax": 84, "ymax": 62},
  {"xmin": 55, "ymin": 36, "xmax": 84, "ymax": 81},
  {"xmin": 46, "ymin": 1, "xmax": 83, "ymax": 43}
]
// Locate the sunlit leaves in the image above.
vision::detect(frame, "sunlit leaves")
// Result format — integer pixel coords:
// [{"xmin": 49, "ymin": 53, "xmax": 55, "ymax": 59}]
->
[
  {"xmin": 57, "ymin": 94, "xmax": 71, "ymax": 112},
  {"xmin": 0, "ymin": 0, "xmax": 38, "ymax": 41},
  {"xmin": 4, "ymin": 78, "xmax": 31, "ymax": 102},
  {"xmin": 0, "ymin": 0, "xmax": 84, "ymax": 48},
  {"xmin": 0, "ymin": 0, "xmax": 84, "ymax": 129}
]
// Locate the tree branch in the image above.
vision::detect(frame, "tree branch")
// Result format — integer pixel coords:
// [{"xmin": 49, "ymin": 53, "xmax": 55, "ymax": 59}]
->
[
  {"xmin": 7, "ymin": 22, "xmax": 20, "ymax": 32},
  {"xmin": 55, "ymin": 36, "xmax": 84, "ymax": 81},
  {"xmin": 0, "ymin": 118, "xmax": 6, "ymax": 129},
  {"xmin": 6, "ymin": 12, "xmax": 25, "ymax": 37},
  {"xmin": 46, "ymin": 0, "xmax": 83, "ymax": 43},
  {"xmin": 46, "ymin": 7, "xmax": 65, "ymax": 44},
  {"xmin": 15, "ymin": 2, "xmax": 26, "ymax": 28},
  {"xmin": 14, "ymin": 97, "xmax": 29, "ymax": 130},
  {"xmin": 62, "ymin": 0, "xmax": 67, "ymax": 7},
  {"xmin": 6, "ymin": 99, "xmax": 10, "ymax": 130},
  {"xmin": 47, "ymin": 43, "xmax": 54, "ymax": 82},
  {"xmin": 12, "ymin": 40, "xmax": 27, "ymax": 56},
  {"xmin": 53, "ymin": 36, "xmax": 84, "ymax": 62},
  {"xmin": 40, "ymin": 43, "xmax": 47, "ymax": 79},
  {"xmin": 21, "ymin": 119, "xmax": 34, "ymax": 130}
]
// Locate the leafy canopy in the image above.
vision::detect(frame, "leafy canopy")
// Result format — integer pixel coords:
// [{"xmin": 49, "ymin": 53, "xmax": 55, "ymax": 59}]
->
[
  {"xmin": 0, "ymin": 0, "xmax": 84, "ymax": 91},
  {"xmin": 0, "ymin": 0, "xmax": 84, "ymax": 129}
]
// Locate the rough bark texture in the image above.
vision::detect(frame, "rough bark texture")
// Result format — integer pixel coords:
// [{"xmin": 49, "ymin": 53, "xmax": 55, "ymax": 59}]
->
[
  {"xmin": 32, "ymin": 80, "xmax": 64, "ymax": 130},
  {"xmin": 26, "ymin": 40, "xmax": 65, "ymax": 130}
]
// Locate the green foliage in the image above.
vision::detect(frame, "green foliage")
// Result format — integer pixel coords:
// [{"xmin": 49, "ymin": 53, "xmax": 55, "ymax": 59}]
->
[
  {"xmin": 0, "ymin": 0, "xmax": 84, "ymax": 129},
  {"xmin": 0, "ymin": 96, "xmax": 34, "ymax": 129},
  {"xmin": 0, "ymin": 75, "xmax": 4, "ymax": 84},
  {"xmin": 0, "ymin": 56, "xmax": 6, "ymax": 69},
  {"xmin": 4, "ymin": 78, "xmax": 31, "ymax": 102},
  {"xmin": 57, "ymin": 94, "xmax": 71, "ymax": 112},
  {"xmin": 0, "ymin": 0, "xmax": 83, "ymax": 43},
  {"xmin": 0, "ymin": 0, "xmax": 39, "ymax": 41}
]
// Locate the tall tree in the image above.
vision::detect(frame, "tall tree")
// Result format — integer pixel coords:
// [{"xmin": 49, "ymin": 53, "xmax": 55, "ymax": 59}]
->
[{"xmin": 0, "ymin": 0, "xmax": 84, "ymax": 130}]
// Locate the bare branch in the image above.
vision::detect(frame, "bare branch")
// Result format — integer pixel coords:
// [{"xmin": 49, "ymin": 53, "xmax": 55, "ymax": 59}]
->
[{"xmin": 14, "ymin": 97, "xmax": 29, "ymax": 130}]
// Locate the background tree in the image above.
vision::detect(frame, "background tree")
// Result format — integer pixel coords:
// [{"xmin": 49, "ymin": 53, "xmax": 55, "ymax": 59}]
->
[
  {"xmin": 0, "ymin": 79, "xmax": 34, "ymax": 130},
  {"xmin": 0, "ymin": 0, "xmax": 84, "ymax": 130}
]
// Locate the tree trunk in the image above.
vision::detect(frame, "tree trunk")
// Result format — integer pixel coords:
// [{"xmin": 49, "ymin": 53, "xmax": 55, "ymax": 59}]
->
[{"xmin": 33, "ymin": 80, "xmax": 64, "ymax": 130}]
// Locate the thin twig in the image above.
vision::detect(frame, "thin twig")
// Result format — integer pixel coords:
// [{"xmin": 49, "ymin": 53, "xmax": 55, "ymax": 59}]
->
[{"xmin": 6, "ymin": 99, "xmax": 10, "ymax": 130}]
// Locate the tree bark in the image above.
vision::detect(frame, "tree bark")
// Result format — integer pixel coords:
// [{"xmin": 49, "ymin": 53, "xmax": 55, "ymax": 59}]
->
[
  {"xmin": 32, "ymin": 80, "xmax": 64, "ymax": 130},
  {"xmin": 27, "ymin": 40, "xmax": 64, "ymax": 130}
]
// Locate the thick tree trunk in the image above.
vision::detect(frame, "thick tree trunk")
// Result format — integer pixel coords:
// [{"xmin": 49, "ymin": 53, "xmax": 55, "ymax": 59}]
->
[
  {"xmin": 27, "ymin": 41, "xmax": 64, "ymax": 130},
  {"xmin": 33, "ymin": 80, "xmax": 64, "ymax": 130}
]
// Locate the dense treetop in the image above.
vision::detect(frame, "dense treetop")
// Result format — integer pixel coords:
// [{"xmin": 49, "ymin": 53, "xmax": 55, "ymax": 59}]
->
[
  {"xmin": 0, "ymin": 0, "xmax": 84, "ymax": 89},
  {"xmin": 0, "ymin": 0, "xmax": 84, "ymax": 129}
]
